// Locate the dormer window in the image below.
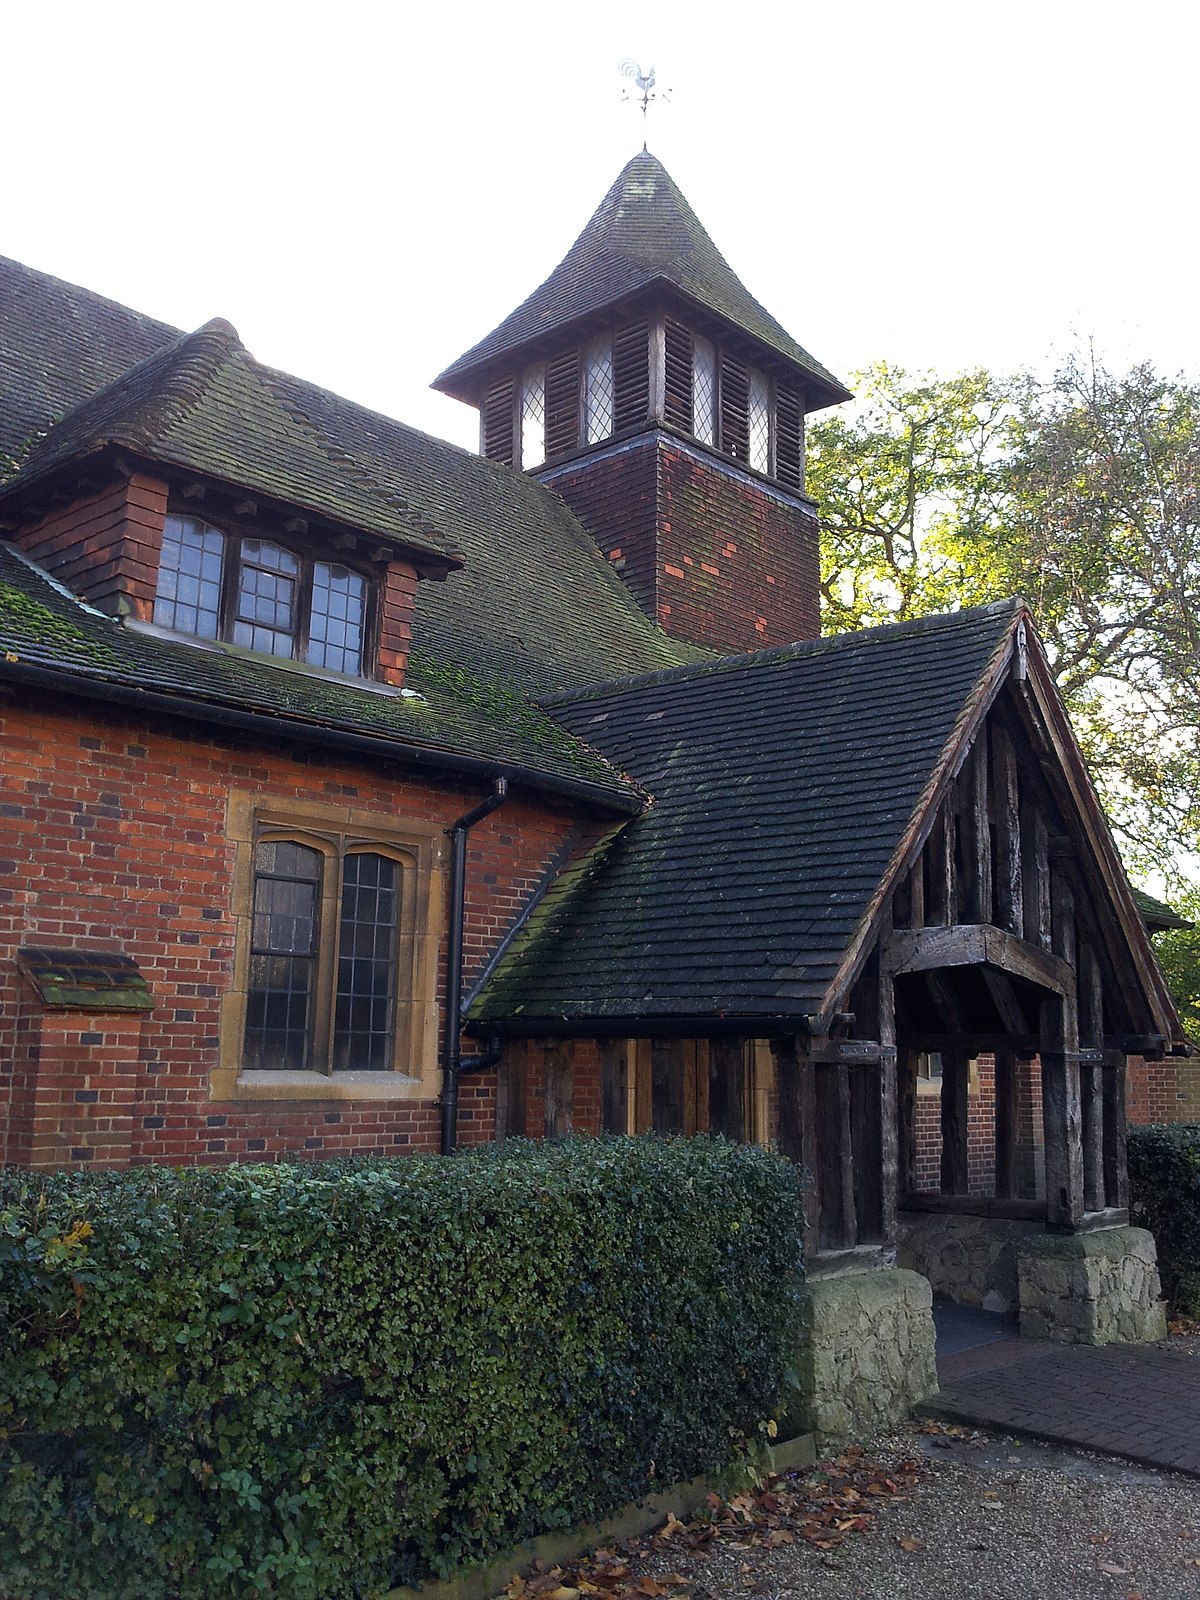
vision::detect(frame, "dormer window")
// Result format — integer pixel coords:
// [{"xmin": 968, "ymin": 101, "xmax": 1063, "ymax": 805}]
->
[{"xmin": 153, "ymin": 513, "xmax": 369, "ymax": 676}]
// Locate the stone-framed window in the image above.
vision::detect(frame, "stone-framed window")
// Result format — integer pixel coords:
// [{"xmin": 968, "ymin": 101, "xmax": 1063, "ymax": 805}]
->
[
  {"xmin": 153, "ymin": 513, "xmax": 371, "ymax": 677},
  {"xmin": 213, "ymin": 794, "xmax": 443, "ymax": 1102}
]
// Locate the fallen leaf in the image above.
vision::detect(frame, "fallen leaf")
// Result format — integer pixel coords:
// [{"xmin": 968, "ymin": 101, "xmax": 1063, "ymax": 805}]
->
[
  {"xmin": 1089, "ymin": 1533, "xmax": 1114, "ymax": 1545},
  {"xmin": 1098, "ymin": 1560, "xmax": 1131, "ymax": 1576},
  {"xmin": 896, "ymin": 1536, "xmax": 925, "ymax": 1552}
]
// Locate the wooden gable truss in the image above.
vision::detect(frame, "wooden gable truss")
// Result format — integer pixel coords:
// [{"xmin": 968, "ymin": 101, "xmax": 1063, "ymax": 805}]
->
[{"xmin": 774, "ymin": 614, "xmax": 1182, "ymax": 1266}]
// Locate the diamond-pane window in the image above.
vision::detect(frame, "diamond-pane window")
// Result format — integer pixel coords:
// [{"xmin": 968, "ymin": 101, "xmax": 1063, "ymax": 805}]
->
[
  {"xmin": 583, "ymin": 338, "xmax": 614, "ymax": 443},
  {"xmin": 520, "ymin": 370, "xmax": 545, "ymax": 468},
  {"xmin": 154, "ymin": 514, "xmax": 225, "ymax": 637},
  {"xmin": 693, "ymin": 337, "xmax": 716, "ymax": 445},
  {"xmin": 308, "ymin": 563, "xmax": 366, "ymax": 675},
  {"xmin": 748, "ymin": 368, "xmax": 771, "ymax": 473}
]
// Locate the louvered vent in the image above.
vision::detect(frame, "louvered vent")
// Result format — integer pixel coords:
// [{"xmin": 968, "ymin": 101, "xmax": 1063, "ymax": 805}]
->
[
  {"xmin": 545, "ymin": 350, "xmax": 580, "ymax": 459},
  {"xmin": 776, "ymin": 385, "xmax": 804, "ymax": 490},
  {"xmin": 612, "ymin": 320, "xmax": 650, "ymax": 433},
  {"xmin": 663, "ymin": 319, "xmax": 693, "ymax": 432},
  {"xmin": 483, "ymin": 378, "xmax": 515, "ymax": 465},
  {"xmin": 720, "ymin": 354, "xmax": 749, "ymax": 463}
]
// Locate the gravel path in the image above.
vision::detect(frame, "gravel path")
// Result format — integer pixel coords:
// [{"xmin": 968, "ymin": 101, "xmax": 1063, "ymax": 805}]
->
[{"xmin": 622, "ymin": 1424, "xmax": 1200, "ymax": 1600}]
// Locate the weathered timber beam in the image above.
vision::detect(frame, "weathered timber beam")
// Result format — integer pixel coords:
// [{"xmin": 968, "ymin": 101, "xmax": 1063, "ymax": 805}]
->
[
  {"xmin": 885, "ymin": 924, "xmax": 1075, "ymax": 996},
  {"xmin": 773, "ymin": 1036, "xmax": 820, "ymax": 1253},
  {"xmin": 994, "ymin": 1047, "xmax": 1020, "ymax": 1200},
  {"xmin": 940, "ymin": 1048, "xmax": 971, "ymax": 1195},
  {"xmin": 992, "ymin": 723, "xmax": 1023, "ymax": 935},
  {"xmin": 1079, "ymin": 944, "xmax": 1106, "ymax": 1212},
  {"xmin": 981, "ymin": 968, "xmax": 1031, "ymax": 1036},
  {"xmin": 964, "ymin": 732, "xmax": 993, "ymax": 923}
]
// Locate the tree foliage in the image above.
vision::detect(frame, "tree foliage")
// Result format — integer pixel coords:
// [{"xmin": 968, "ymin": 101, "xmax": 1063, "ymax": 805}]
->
[{"xmin": 807, "ymin": 355, "xmax": 1200, "ymax": 891}]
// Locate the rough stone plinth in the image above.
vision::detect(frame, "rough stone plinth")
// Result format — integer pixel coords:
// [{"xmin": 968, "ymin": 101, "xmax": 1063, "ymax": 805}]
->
[
  {"xmin": 1017, "ymin": 1226, "xmax": 1167, "ymax": 1345},
  {"xmin": 898, "ymin": 1211, "xmax": 1036, "ymax": 1313},
  {"xmin": 789, "ymin": 1267, "xmax": 938, "ymax": 1441}
]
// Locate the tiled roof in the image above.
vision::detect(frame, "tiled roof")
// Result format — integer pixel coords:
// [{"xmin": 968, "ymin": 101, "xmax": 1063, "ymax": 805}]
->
[
  {"xmin": 274, "ymin": 370, "xmax": 710, "ymax": 697},
  {"xmin": 0, "ymin": 543, "xmax": 640, "ymax": 808},
  {"xmin": 435, "ymin": 152, "xmax": 851, "ymax": 406},
  {"xmin": 0, "ymin": 256, "xmax": 178, "ymax": 469},
  {"xmin": 470, "ymin": 603, "xmax": 1023, "ymax": 1025},
  {"xmin": 0, "ymin": 254, "xmax": 704, "ymax": 704},
  {"xmin": 4, "ymin": 317, "xmax": 460, "ymax": 569},
  {"xmin": 1131, "ymin": 887, "xmax": 1192, "ymax": 933}
]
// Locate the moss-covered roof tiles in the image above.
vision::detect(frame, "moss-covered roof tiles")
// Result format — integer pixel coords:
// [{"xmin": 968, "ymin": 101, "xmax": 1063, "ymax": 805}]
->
[
  {"xmin": 471, "ymin": 603, "xmax": 1023, "ymax": 1026},
  {"xmin": 0, "ymin": 544, "xmax": 638, "ymax": 806},
  {"xmin": 435, "ymin": 152, "xmax": 851, "ymax": 407},
  {"xmin": 4, "ymin": 318, "xmax": 460, "ymax": 568}
]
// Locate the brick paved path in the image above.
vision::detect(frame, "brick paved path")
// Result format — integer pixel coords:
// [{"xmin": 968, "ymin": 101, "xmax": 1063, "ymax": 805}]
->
[{"xmin": 925, "ymin": 1340, "xmax": 1200, "ymax": 1475}]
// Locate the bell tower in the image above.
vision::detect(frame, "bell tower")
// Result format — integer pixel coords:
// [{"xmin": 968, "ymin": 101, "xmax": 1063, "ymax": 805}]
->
[{"xmin": 433, "ymin": 152, "xmax": 850, "ymax": 654}]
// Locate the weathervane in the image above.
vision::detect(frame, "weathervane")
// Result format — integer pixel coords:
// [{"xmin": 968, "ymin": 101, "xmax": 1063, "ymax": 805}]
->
[{"xmin": 619, "ymin": 59, "xmax": 670, "ymax": 148}]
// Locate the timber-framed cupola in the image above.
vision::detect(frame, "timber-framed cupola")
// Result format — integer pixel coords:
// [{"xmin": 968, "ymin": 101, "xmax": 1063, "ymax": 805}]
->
[
  {"xmin": 435, "ymin": 151, "xmax": 850, "ymax": 487},
  {"xmin": 435, "ymin": 152, "xmax": 852, "ymax": 655}
]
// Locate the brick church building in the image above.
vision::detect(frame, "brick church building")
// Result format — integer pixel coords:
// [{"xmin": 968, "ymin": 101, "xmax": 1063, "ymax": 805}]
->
[{"xmin": 0, "ymin": 153, "xmax": 1190, "ymax": 1353}]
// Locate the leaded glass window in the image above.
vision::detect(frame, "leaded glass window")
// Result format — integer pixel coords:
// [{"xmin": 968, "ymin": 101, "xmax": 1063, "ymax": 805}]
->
[
  {"xmin": 244, "ymin": 840, "xmax": 322, "ymax": 1070},
  {"xmin": 333, "ymin": 853, "xmax": 397, "ymax": 1071},
  {"xmin": 242, "ymin": 840, "xmax": 406, "ymax": 1074},
  {"xmin": 583, "ymin": 338, "xmax": 614, "ymax": 443},
  {"xmin": 693, "ymin": 336, "xmax": 717, "ymax": 446},
  {"xmin": 748, "ymin": 368, "xmax": 771, "ymax": 474},
  {"xmin": 153, "ymin": 514, "xmax": 225, "ymax": 637},
  {"xmin": 520, "ymin": 370, "xmax": 545, "ymax": 468},
  {"xmin": 233, "ymin": 539, "xmax": 299, "ymax": 657},
  {"xmin": 308, "ymin": 563, "xmax": 366, "ymax": 675}
]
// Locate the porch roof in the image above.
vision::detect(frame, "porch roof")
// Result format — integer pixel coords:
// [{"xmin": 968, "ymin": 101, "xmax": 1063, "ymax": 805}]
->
[{"xmin": 471, "ymin": 602, "xmax": 1023, "ymax": 1026}]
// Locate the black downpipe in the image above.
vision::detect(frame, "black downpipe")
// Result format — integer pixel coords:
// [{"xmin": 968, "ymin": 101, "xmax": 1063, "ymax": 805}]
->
[{"xmin": 441, "ymin": 777, "xmax": 510, "ymax": 1154}]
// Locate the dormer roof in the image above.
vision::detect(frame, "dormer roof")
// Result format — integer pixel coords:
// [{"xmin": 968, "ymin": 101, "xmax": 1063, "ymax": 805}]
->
[
  {"xmin": 3, "ymin": 317, "xmax": 463, "ymax": 573},
  {"xmin": 434, "ymin": 151, "xmax": 851, "ymax": 408}
]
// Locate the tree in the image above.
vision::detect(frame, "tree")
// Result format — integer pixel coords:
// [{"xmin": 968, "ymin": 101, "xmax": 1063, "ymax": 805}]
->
[
  {"xmin": 807, "ymin": 356, "xmax": 1200, "ymax": 887},
  {"xmin": 809, "ymin": 363, "xmax": 1011, "ymax": 634}
]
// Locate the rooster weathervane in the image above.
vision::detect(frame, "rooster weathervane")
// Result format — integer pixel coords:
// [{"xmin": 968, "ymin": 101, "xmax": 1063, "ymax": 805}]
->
[{"xmin": 620, "ymin": 60, "xmax": 671, "ymax": 148}]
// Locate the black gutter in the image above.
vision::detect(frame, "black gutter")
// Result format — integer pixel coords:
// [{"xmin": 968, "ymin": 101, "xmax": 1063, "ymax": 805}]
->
[
  {"xmin": 465, "ymin": 1012, "xmax": 828, "ymax": 1039},
  {"xmin": 441, "ymin": 778, "xmax": 511, "ymax": 1155},
  {"xmin": 0, "ymin": 658, "xmax": 641, "ymax": 817}
]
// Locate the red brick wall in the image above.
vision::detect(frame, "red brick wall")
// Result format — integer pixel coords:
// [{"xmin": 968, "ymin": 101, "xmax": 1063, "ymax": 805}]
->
[
  {"xmin": 544, "ymin": 439, "xmax": 660, "ymax": 617},
  {"xmin": 0, "ymin": 687, "xmax": 586, "ymax": 1168},
  {"xmin": 12, "ymin": 474, "xmax": 169, "ymax": 620},
  {"xmin": 656, "ymin": 443, "xmax": 820, "ymax": 652},
  {"xmin": 541, "ymin": 433, "xmax": 820, "ymax": 655},
  {"xmin": 1126, "ymin": 1054, "xmax": 1200, "ymax": 1124}
]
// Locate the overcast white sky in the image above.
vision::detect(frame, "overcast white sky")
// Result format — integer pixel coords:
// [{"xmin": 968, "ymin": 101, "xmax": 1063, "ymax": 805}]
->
[{"xmin": 5, "ymin": 0, "xmax": 1197, "ymax": 451}]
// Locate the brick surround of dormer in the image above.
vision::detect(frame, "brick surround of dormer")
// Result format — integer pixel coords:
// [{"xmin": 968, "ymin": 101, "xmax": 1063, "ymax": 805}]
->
[
  {"xmin": 378, "ymin": 561, "xmax": 419, "ymax": 687},
  {"xmin": 10, "ymin": 472, "xmax": 421, "ymax": 688},
  {"xmin": 12, "ymin": 473, "xmax": 169, "ymax": 620}
]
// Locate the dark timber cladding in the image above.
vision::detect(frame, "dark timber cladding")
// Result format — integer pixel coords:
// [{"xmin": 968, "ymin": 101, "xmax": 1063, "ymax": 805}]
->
[{"xmin": 475, "ymin": 600, "xmax": 1180, "ymax": 1262}]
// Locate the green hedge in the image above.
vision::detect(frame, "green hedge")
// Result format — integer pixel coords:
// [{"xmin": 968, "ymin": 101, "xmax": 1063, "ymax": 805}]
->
[
  {"xmin": 0, "ymin": 1137, "xmax": 804, "ymax": 1600},
  {"xmin": 1128, "ymin": 1123, "xmax": 1200, "ymax": 1313}
]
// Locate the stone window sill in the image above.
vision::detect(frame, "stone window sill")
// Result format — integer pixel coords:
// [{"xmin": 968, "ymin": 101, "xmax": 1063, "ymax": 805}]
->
[{"xmin": 227, "ymin": 1071, "xmax": 432, "ymax": 1103}]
